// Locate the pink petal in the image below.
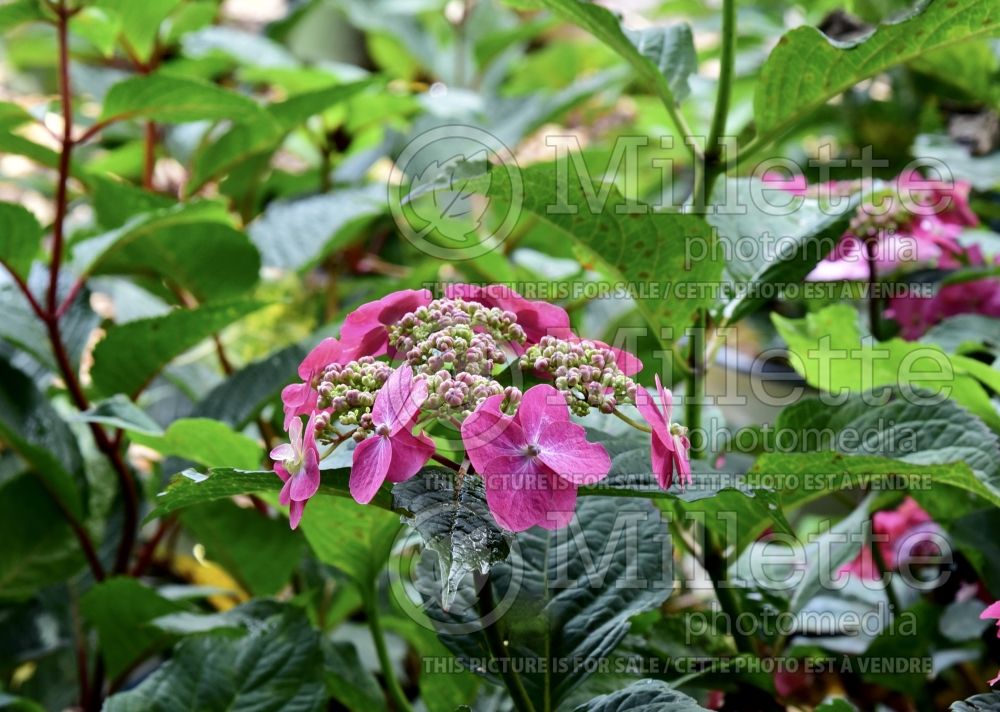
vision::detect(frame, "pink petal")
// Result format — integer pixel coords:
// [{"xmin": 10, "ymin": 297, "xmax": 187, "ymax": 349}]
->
[
  {"xmin": 373, "ymin": 364, "xmax": 427, "ymax": 434},
  {"xmin": 288, "ymin": 499, "xmax": 306, "ymax": 530},
  {"xmin": 273, "ymin": 462, "xmax": 291, "ymax": 484},
  {"xmin": 279, "ymin": 476, "xmax": 293, "ymax": 506},
  {"xmin": 269, "ymin": 443, "xmax": 295, "ymax": 461},
  {"xmin": 536, "ymin": 421, "xmax": 610, "ymax": 485},
  {"xmin": 634, "ymin": 387, "xmax": 666, "ymax": 433},
  {"xmin": 515, "ymin": 384, "xmax": 570, "ymax": 444},
  {"xmin": 386, "ymin": 429, "xmax": 435, "ymax": 483},
  {"xmin": 340, "ymin": 289, "xmax": 432, "ymax": 359},
  {"xmin": 536, "ymin": 477, "xmax": 577, "ymax": 530},
  {"xmin": 281, "ymin": 384, "xmax": 315, "ymax": 430},
  {"xmin": 446, "ymin": 283, "xmax": 573, "ymax": 344},
  {"xmin": 461, "ymin": 394, "xmax": 523, "ymax": 473},
  {"xmin": 651, "ymin": 434, "xmax": 675, "ymax": 489},
  {"xmin": 298, "ymin": 337, "xmax": 342, "ymax": 379},
  {"xmin": 287, "ymin": 414, "xmax": 304, "ymax": 449},
  {"xmin": 289, "ymin": 446, "xmax": 320, "ymax": 502},
  {"xmin": 980, "ymin": 601, "xmax": 1000, "ymax": 621},
  {"xmin": 480, "ymin": 455, "xmax": 555, "ymax": 532},
  {"xmin": 350, "ymin": 435, "xmax": 392, "ymax": 504},
  {"xmin": 672, "ymin": 434, "xmax": 692, "ymax": 487},
  {"xmin": 653, "ymin": 375, "xmax": 674, "ymax": 424}
]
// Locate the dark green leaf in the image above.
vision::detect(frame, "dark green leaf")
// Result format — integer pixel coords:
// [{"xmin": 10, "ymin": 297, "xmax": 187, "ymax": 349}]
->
[
  {"xmin": 572, "ymin": 679, "xmax": 709, "ymax": 712},
  {"xmin": 191, "ymin": 344, "xmax": 305, "ymax": 429},
  {"xmin": 75, "ymin": 395, "xmax": 164, "ymax": 436},
  {"xmin": 323, "ymin": 640, "xmax": 385, "ymax": 712},
  {"xmin": 0, "ymin": 474, "xmax": 85, "ymax": 601},
  {"xmin": 0, "ymin": 357, "xmax": 85, "ymax": 519},
  {"xmin": 420, "ymin": 496, "xmax": 672, "ymax": 706},
  {"xmin": 950, "ymin": 691, "xmax": 1000, "ymax": 711},
  {"xmin": 392, "ymin": 469, "xmax": 511, "ymax": 610},
  {"xmin": 90, "ymin": 300, "xmax": 266, "ymax": 397},
  {"xmin": 102, "ymin": 605, "xmax": 328, "ymax": 712},
  {"xmin": 179, "ymin": 500, "xmax": 305, "ymax": 596},
  {"xmin": 80, "ymin": 578, "xmax": 186, "ymax": 680}
]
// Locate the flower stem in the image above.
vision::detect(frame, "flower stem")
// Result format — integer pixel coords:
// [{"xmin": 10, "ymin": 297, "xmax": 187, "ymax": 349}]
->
[
  {"xmin": 684, "ymin": 312, "xmax": 705, "ymax": 458},
  {"xmin": 612, "ymin": 408, "xmax": 652, "ymax": 433},
  {"xmin": 706, "ymin": 0, "xmax": 736, "ymax": 160},
  {"xmin": 364, "ymin": 590, "xmax": 413, "ymax": 712},
  {"xmin": 474, "ymin": 573, "xmax": 537, "ymax": 712}
]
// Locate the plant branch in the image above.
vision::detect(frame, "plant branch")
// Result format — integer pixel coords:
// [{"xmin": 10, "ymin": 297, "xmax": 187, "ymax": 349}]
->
[
  {"xmin": 684, "ymin": 312, "xmax": 706, "ymax": 458},
  {"xmin": 706, "ymin": 0, "xmax": 736, "ymax": 161}
]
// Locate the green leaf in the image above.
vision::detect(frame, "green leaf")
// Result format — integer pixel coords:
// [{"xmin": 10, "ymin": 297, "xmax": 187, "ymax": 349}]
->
[
  {"xmin": 90, "ymin": 175, "xmax": 175, "ymax": 229},
  {"xmin": 93, "ymin": 0, "xmax": 182, "ymax": 63},
  {"xmin": 950, "ymin": 691, "xmax": 1000, "ymax": 711},
  {"xmin": 75, "ymin": 395, "xmax": 165, "ymax": 436},
  {"xmin": 248, "ymin": 186, "xmax": 386, "ymax": 270},
  {"xmin": 773, "ymin": 304, "xmax": 1000, "ymax": 431},
  {"xmin": 420, "ymin": 496, "xmax": 672, "ymax": 706},
  {"xmin": 572, "ymin": 680, "xmax": 709, "ymax": 712},
  {"xmin": 0, "ymin": 201, "xmax": 42, "ymax": 280},
  {"xmin": 191, "ymin": 344, "xmax": 306, "ymax": 429},
  {"xmin": 754, "ymin": 0, "xmax": 1000, "ymax": 143},
  {"xmin": 69, "ymin": 6, "xmax": 122, "ymax": 57},
  {"xmin": 0, "ymin": 0, "xmax": 47, "ymax": 33},
  {"xmin": 530, "ymin": 0, "xmax": 694, "ymax": 107},
  {"xmin": 323, "ymin": 640, "xmax": 385, "ymax": 712},
  {"xmin": 0, "ymin": 357, "xmax": 86, "ymax": 519},
  {"xmin": 465, "ymin": 162, "xmax": 718, "ymax": 351},
  {"xmin": 300, "ymin": 495, "xmax": 401, "ymax": 586},
  {"xmin": 789, "ymin": 495, "xmax": 873, "ymax": 614},
  {"xmin": 145, "ymin": 467, "xmax": 383, "ymax": 522},
  {"xmin": 100, "ymin": 74, "xmax": 265, "ymax": 124},
  {"xmin": 179, "ymin": 500, "xmax": 305, "ymax": 596},
  {"xmin": 268, "ymin": 79, "xmax": 378, "ymax": 129},
  {"xmin": 0, "ymin": 474, "xmax": 85, "ymax": 602},
  {"xmin": 102, "ymin": 605, "xmax": 328, "ymax": 712},
  {"xmin": 392, "ymin": 469, "xmax": 511, "ymax": 610},
  {"xmin": 80, "ymin": 578, "xmax": 186, "ymax": 680},
  {"xmin": 922, "ymin": 314, "xmax": 1000, "ymax": 356},
  {"xmin": 130, "ymin": 418, "xmax": 261, "ymax": 470},
  {"xmin": 709, "ymin": 179, "xmax": 860, "ymax": 323},
  {"xmin": 91, "ymin": 300, "xmax": 267, "ymax": 397}
]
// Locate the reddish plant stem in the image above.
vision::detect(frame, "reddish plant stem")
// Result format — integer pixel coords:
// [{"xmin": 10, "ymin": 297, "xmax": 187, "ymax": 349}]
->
[
  {"xmin": 130, "ymin": 515, "xmax": 177, "ymax": 577},
  {"xmin": 47, "ymin": 0, "xmax": 74, "ymax": 315}
]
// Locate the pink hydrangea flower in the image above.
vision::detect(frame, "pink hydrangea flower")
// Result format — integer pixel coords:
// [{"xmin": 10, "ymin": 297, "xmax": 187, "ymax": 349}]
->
[
  {"xmin": 842, "ymin": 497, "xmax": 939, "ymax": 579},
  {"xmin": 634, "ymin": 375, "xmax": 691, "ymax": 489},
  {"xmin": 340, "ymin": 288, "xmax": 433, "ymax": 360},
  {"xmin": 271, "ymin": 413, "xmax": 321, "ymax": 529},
  {"xmin": 461, "ymin": 384, "xmax": 611, "ymax": 531},
  {"xmin": 981, "ymin": 601, "xmax": 1000, "ymax": 685},
  {"xmin": 281, "ymin": 337, "xmax": 342, "ymax": 430},
  {"xmin": 350, "ymin": 364, "xmax": 435, "ymax": 504},
  {"xmin": 445, "ymin": 283, "xmax": 574, "ymax": 346}
]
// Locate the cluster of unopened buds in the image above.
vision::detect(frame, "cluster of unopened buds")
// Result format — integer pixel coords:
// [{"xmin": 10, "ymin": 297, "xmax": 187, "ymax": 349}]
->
[{"xmin": 270, "ymin": 284, "xmax": 691, "ymax": 532}]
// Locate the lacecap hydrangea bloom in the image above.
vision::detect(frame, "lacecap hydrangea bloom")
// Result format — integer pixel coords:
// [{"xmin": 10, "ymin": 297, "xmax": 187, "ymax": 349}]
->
[{"xmin": 273, "ymin": 284, "xmax": 691, "ymax": 531}]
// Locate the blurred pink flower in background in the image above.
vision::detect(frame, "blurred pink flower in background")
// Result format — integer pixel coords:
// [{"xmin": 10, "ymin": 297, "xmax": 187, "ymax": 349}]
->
[{"xmin": 842, "ymin": 497, "xmax": 941, "ymax": 580}]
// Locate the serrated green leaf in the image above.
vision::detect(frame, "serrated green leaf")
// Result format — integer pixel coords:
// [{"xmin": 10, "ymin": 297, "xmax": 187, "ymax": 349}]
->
[
  {"xmin": 465, "ymin": 162, "xmax": 718, "ymax": 351},
  {"xmin": 69, "ymin": 6, "xmax": 122, "ymax": 57},
  {"xmin": 90, "ymin": 300, "xmax": 267, "ymax": 397},
  {"xmin": 179, "ymin": 500, "xmax": 305, "ymax": 596},
  {"xmin": 90, "ymin": 176, "xmax": 175, "ymax": 229},
  {"xmin": 101, "ymin": 73, "xmax": 265, "ymax": 124},
  {"xmin": 572, "ymin": 679, "xmax": 709, "ymax": 712},
  {"xmin": 754, "ymin": 0, "xmax": 1000, "ymax": 144},
  {"xmin": 92, "ymin": 0, "xmax": 182, "ymax": 63},
  {"xmin": 80, "ymin": 578, "xmax": 186, "ymax": 680},
  {"xmin": 102, "ymin": 605, "xmax": 328, "ymax": 712},
  {"xmin": 145, "ymin": 466, "xmax": 385, "ymax": 522},
  {"xmin": 0, "ymin": 201, "xmax": 42, "ymax": 280},
  {"xmin": 392, "ymin": 469, "xmax": 511, "ymax": 610},
  {"xmin": 420, "ymin": 496, "xmax": 672, "ymax": 706},
  {"xmin": 950, "ymin": 690, "xmax": 1000, "ymax": 711},
  {"xmin": 529, "ymin": 0, "xmax": 694, "ymax": 108}
]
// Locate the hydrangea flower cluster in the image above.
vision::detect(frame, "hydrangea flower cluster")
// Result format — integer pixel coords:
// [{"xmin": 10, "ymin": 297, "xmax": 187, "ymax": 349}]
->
[
  {"xmin": 766, "ymin": 170, "xmax": 997, "ymax": 337},
  {"xmin": 270, "ymin": 284, "xmax": 692, "ymax": 531},
  {"xmin": 840, "ymin": 497, "xmax": 940, "ymax": 580}
]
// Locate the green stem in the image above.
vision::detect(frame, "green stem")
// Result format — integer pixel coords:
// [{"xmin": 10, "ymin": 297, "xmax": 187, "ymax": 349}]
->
[
  {"xmin": 684, "ymin": 312, "xmax": 705, "ymax": 458},
  {"xmin": 706, "ymin": 0, "xmax": 737, "ymax": 159},
  {"xmin": 699, "ymin": 523, "xmax": 755, "ymax": 655},
  {"xmin": 475, "ymin": 574, "xmax": 537, "ymax": 712},
  {"xmin": 365, "ymin": 589, "xmax": 413, "ymax": 712},
  {"xmin": 612, "ymin": 408, "xmax": 652, "ymax": 433}
]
